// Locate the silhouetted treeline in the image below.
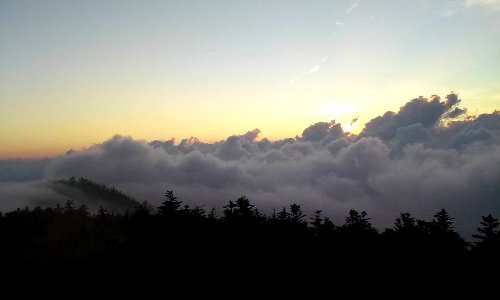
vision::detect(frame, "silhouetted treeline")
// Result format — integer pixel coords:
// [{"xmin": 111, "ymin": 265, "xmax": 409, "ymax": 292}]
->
[{"xmin": 1, "ymin": 188, "xmax": 499, "ymax": 278}]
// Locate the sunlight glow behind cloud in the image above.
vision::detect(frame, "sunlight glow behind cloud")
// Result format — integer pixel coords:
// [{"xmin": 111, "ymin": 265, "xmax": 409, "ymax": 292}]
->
[{"xmin": 316, "ymin": 103, "xmax": 359, "ymax": 117}]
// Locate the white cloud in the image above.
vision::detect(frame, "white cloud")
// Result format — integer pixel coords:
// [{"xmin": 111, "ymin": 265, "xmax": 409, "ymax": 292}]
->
[
  {"xmin": 439, "ymin": 0, "xmax": 500, "ymax": 17},
  {"xmin": 459, "ymin": 0, "xmax": 500, "ymax": 14},
  {"xmin": 465, "ymin": 0, "xmax": 500, "ymax": 11},
  {"xmin": 287, "ymin": 57, "xmax": 327, "ymax": 85},
  {"xmin": 309, "ymin": 65, "xmax": 320, "ymax": 73},
  {"xmin": 345, "ymin": 2, "xmax": 359, "ymax": 14}
]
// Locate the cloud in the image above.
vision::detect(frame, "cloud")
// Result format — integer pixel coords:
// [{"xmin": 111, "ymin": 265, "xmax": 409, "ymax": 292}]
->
[
  {"xmin": 287, "ymin": 56, "xmax": 328, "ymax": 85},
  {"xmin": 0, "ymin": 180, "xmax": 136, "ymax": 213},
  {"xmin": 465, "ymin": 0, "xmax": 500, "ymax": 12},
  {"xmin": 288, "ymin": 65, "xmax": 320, "ymax": 84},
  {"xmin": 0, "ymin": 158, "xmax": 51, "ymax": 182},
  {"xmin": 396, "ymin": 123, "xmax": 431, "ymax": 145},
  {"xmin": 360, "ymin": 93, "xmax": 464, "ymax": 141},
  {"xmin": 441, "ymin": 1, "xmax": 465, "ymax": 17},
  {"xmin": 448, "ymin": 127, "xmax": 492, "ymax": 148},
  {"xmin": 1, "ymin": 93, "xmax": 500, "ymax": 238},
  {"xmin": 0, "ymin": 181, "xmax": 62, "ymax": 212},
  {"xmin": 446, "ymin": 107, "xmax": 467, "ymax": 119},
  {"xmin": 309, "ymin": 65, "xmax": 320, "ymax": 73},
  {"xmin": 345, "ymin": 2, "xmax": 359, "ymax": 14},
  {"xmin": 301, "ymin": 121, "xmax": 345, "ymax": 144},
  {"xmin": 444, "ymin": 0, "xmax": 500, "ymax": 16}
]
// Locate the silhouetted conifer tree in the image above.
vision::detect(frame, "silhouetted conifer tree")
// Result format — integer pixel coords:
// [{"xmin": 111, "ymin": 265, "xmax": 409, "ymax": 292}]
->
[
  {"xmin": 343, "ymin": 209, "xmax": 377, "ymax": 234},
  {"xmin": 191, "ymin": 205, "xmax": 206, "ymax": 218},
  {"xmin": 277, "ymin": 207, "xmax": 290, "ymax": 222},
  {"xmin": 289, "ymin": 204, "xmax": 306, "ymax": 225},
  {"xmin": 223, "ymin": 200, "xmax": 237, "ymax": 220},
  {"xmin": 432, "ymin": 208, "xmax": 455, "ymax": 233},
  {"xmin": 234, "ymin": 196, "xmax": 255, "ymax": 218},
  {"xmin": 394, "ymin": 212, "xmax": 416, "ymax": 232},
  {"xmin": 158, "ymin": 190, "xmax": 182, "ymax": 217},
  {"xmin": 472, "ymin": 214, "xmax": 500, "ymax": 258},
  {"xmin": 426, "ymin": 208, "xmax": 467, "ymax": 257},
  {"xmin": 311, "ymin": 210, "xmax": 323, "ymax": 232}
]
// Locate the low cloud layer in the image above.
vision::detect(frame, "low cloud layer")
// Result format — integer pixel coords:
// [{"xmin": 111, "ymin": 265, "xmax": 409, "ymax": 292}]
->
[{"xmin": 1, "ymin": 93, "xmax": 499, "ymax": 236}]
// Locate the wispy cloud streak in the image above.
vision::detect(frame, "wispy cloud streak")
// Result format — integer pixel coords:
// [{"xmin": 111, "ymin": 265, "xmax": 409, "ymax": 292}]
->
[
  {"xmin": 288, "ymin": 56, "xmax": 328, "ymax": 85},
  {"xmin": 345, "ymin": 2, "xmax": 359, "ymax": 14}
]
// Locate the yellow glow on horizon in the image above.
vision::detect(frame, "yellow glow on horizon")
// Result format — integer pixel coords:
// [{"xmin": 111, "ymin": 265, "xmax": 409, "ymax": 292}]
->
[
  {"xmin": 316, "ymin": 102, "xmax": 359, "ymax": 117},
  {"xmin": 1, "ymin": 78, "xmax": 499, "ymax": 159}
]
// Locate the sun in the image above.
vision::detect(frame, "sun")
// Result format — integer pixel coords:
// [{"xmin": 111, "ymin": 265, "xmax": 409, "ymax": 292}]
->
[
  {"xmin": 341, "ymin": 122, "xmax": 353, "ymax": 132},
  {"xmin": 316, "ymin": 102, "xmax": 359, "ymax": 132}
]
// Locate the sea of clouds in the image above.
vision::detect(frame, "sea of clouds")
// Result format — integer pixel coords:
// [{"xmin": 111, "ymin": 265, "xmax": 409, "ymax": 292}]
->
[{"xmin": 1, "ymin": 93, "xmax": 499, "ymax": 236}]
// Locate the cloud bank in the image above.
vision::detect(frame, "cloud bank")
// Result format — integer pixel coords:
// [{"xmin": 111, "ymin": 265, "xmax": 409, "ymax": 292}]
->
[{"xmin": 1, "ymin": 93, "xmax": 499, "ymax": 236}]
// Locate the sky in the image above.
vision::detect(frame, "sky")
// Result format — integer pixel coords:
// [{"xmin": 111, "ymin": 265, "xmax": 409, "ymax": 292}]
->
[{"xmin": 1, "ymin": 0, "xmax": 500, "ymax": 158}]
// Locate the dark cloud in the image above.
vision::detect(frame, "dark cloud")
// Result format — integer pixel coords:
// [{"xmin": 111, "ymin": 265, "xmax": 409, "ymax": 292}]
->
[
  {"xmin": 301, "ymin": 121, "xmax": 333, "ymax": 142},
  {"xmin": 243, "ymin": 128, "xmax": 261, "ymax": 142},
  {"xmin": 446, "ymin": 107, "xmax": 467, "ymax": 119},
  {"xmin": 360, "ymin": 93, "xmax": 464, "ymax": 141},
  {"xmin": 300, "ymin": 121, "xmax": 346, "ymax": 146},
  {"xmin": 360, "ymin": 111, "xmax": 395, "ymax": 140},
  {"xmin": 471, "ymin": 110, "xmax": 500, "ymax": 131},
  {"xmin": 448, "ymin": 127, "xmax": 492, "ymax": 149},
  {"xmin": 215, "ymin": 135, "xmax": 250, "ymax": 161},
  {"xmin": 1, "ymin": 93, "xmax": 500, "ymax": 237},
  {"xmin": 396, "ymin": 123, "xmax": 430, "ymax": 145}
]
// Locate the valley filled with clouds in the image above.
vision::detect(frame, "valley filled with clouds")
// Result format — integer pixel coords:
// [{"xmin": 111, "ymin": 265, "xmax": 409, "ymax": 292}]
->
[{"xmin": 1, "ymin": 93, "xmax": 499, "ymax": 236}]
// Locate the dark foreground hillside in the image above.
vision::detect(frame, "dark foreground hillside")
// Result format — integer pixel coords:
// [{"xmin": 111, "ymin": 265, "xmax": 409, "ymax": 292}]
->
[
  {"xmin": 1, "ymin": 180, "xmax": 499, "ymax": 283},
  {"xmin": 52, "ymin": 177, "xmax": 139, "ymax": 212}
]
